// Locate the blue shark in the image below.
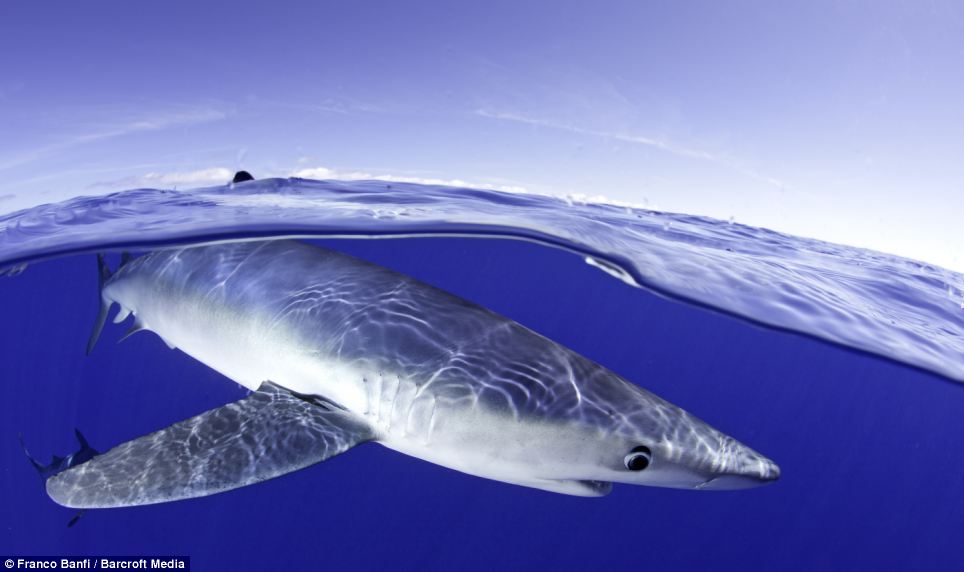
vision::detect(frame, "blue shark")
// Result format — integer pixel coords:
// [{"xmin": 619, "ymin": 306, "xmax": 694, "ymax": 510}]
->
[{"xmin": 43, "ymin": 238, "xmax": 778, "ymax": 508}]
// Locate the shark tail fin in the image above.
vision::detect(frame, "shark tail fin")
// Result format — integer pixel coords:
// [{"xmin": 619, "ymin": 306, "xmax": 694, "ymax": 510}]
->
[{"xmin": 86, "ymin": 254, "xmax": 113, "ymax": 356}]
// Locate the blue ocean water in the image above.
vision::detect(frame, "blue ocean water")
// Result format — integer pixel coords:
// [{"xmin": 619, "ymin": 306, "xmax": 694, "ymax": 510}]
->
[{"xmin": 1, "ymin": 179, "xmax": 963, "ymax": 570}]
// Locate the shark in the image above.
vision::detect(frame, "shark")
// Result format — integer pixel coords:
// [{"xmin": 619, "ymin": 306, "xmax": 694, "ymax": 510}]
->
[{"xmin": 35, "ymin": 237, "xmax": 778, "ymax": 508}]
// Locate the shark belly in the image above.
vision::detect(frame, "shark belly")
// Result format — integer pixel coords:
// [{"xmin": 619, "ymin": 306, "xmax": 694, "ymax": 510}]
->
[
  {"xmin": 131, "ymin": 297, "xmax": 536, "ymax": 490},
  {"xmin": 104, "ymin": 254, "xmax": 646, "ymax": 495},
  {"xmin": 139, "ymin": 295, "xmax": 565, "ymax": 491},
  {"xmin": 107, "ymin": 276, "xmax": 373, "ymax": 416}
]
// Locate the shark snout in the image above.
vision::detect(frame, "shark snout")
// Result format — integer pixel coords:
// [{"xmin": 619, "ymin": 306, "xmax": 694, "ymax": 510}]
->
[
  {"xmin": 697, "ymin": 458, "xmax": 780, "ymax": 490},
  {"xmin": 697, "ymin": 438, "xmax": 780, "ymax": 490}
]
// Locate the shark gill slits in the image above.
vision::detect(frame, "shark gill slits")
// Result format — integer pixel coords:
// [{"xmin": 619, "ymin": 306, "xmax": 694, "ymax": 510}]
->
[{"xmin": 624, "ymin": 445, "xmax": 652, "ymax": 471}]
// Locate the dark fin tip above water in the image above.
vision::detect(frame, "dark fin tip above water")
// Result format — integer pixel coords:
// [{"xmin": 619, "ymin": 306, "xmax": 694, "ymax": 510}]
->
[{"xmin": 231, "ymin": 171, "xmax": 255, "ymax": 184}]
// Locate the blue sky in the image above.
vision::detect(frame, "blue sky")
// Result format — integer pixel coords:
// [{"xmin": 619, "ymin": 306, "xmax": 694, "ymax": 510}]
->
[{"xmin": 2, "ymin": 1, "xmax": 963, "ymax": 270}]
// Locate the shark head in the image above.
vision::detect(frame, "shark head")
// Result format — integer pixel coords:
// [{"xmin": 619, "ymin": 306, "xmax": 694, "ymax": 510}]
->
[
  {"xmin": 504, "ymin": 380, "xmax": 780, "ymax": 497},
  {"xmin": 581, "ymin": 411, "xmax": 779, "ymax": 493}
]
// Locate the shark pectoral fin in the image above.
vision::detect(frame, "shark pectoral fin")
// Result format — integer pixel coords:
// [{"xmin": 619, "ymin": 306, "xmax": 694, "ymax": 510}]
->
[{"xmin": 45, "ymin": 382, "xmax": 374, "ymax": 509}]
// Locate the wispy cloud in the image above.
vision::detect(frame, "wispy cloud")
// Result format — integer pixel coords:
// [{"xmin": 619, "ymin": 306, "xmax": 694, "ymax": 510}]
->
[
  {"xmin": 474, "ymin": 109, "xmax": 787, "ymax": 190},
  {"xmin": 0, "ymin": 105, "xmax": 229, "ymax": 173},
  {"xmin": 256, "ymin": 96, "xmax": 386, "ymax": 116}
]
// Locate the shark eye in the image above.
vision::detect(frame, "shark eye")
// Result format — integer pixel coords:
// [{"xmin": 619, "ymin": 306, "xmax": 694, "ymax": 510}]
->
[{"xmin": 624, "ymin": 446, "xmax": 652, "ymax": 471}]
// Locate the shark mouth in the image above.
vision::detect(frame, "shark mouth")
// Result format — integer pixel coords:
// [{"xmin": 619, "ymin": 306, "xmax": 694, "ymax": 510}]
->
[{"xmin": 552, "ymin": 479, "xmax": 614, "ymax": 497}]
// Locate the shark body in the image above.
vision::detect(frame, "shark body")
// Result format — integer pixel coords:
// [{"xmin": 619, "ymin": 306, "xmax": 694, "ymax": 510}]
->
[{"xmin": 44, "ymin": 239, "xmax": 778, "ymax": 508}]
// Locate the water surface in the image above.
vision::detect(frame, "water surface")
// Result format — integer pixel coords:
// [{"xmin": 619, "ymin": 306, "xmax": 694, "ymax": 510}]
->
[{"xmin": 3, "ymin": 178, "xmax": 962, "ymax": 384}]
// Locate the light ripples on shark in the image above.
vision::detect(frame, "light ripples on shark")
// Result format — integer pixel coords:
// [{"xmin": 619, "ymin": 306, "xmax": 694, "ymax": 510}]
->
[
  {"xmin": 106, "ymin": 238, "xmax": 776, "ymax": 494},
  {"xmin": 1, "ymin": 177, "xmax": 962, "ymax": 384}
]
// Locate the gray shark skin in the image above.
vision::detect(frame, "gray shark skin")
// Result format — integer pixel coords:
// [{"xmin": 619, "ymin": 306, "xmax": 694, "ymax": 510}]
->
[{"xmin": 47, "ymin": 239, "xmax": 778, "ymax": 508}]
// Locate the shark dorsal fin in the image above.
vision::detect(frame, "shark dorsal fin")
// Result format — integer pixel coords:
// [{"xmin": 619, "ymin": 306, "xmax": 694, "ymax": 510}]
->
[{"xmin": 231, "ymin": 171, "xmax": 254, "ymax": 183}]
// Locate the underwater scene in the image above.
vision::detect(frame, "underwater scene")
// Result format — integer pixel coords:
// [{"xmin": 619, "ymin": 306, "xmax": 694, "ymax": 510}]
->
[{"xmin": 1, "ymin": 178, "xmax": 962, "ymax": 570}]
